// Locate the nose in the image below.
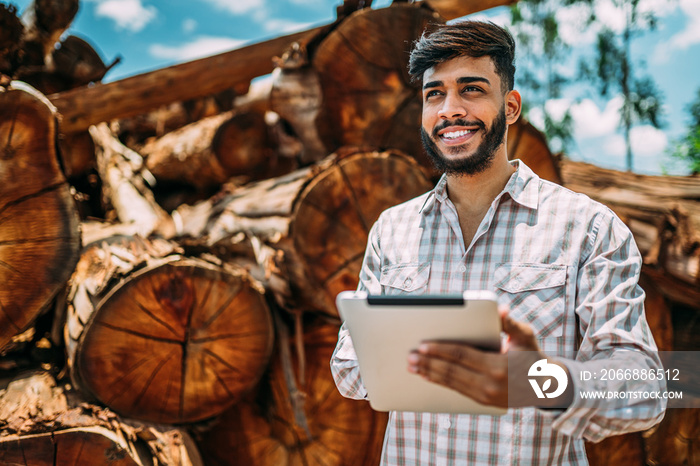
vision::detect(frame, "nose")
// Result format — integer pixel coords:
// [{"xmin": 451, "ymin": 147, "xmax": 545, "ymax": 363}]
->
[{"xmin": 437, "ymin": 92, "xmax": 467, "ymax": 120}]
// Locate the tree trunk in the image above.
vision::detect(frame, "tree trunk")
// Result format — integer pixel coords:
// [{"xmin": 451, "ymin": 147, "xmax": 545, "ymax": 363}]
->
[
  {"xmin": 0, "ymin": 372, "xmax": 204, "ymax": 465},
  {"xmin": 0, "ymin": 82, "xmax": 81, "ymax": 352},
  {"xmin": 175, "ymin": 148, "xmax": 433, "ymax": 317},
  {"xmin": 65, "ymin": 235, "xmax": 274, "ymax": 424},
  {"xmin": 194, "ymin": 316, "xmax": 387, "ymax": 466}
]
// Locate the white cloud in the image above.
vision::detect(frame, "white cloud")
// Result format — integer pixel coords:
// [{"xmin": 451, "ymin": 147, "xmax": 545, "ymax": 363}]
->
[
  {"xmin": 263, "ymin": 18, "xmax": 315, "ymax": 34},
  {"xmin": 603, "ymin": 125, "xmax": 668, "ymax": 157},
  {"xmin": 92, "ymin": 0, "xmax": 157, "ymax": 32},
  {"xmin": 149, "ymin": 36, "xmax": 246, "ymax": 62},
  {"xmin": 552, "ymin": 0, "xmax": 677, "ymax": 47},
  {"xmin": 202, "ymin": 0, "xmax": 265, "ymax": 15},
  {"xmin": 570, "ymin": 97, "xmax": 622, "ymax": 139},
  {"xmin": 669, "ymin": 0, "xmax": 700, "ymax": 49},
  {"xmin": 182, "ymin": 18, "xmax": 197, "ymax": 34}
]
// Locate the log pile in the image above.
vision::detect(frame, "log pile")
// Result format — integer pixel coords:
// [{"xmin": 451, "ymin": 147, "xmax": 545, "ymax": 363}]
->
[{"xmin": 0, "ymin": 1, "xmax": 697, "ymax": 465}]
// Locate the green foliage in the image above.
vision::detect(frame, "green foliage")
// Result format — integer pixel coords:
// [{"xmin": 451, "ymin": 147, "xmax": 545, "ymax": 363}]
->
[
  {"xmin": 578, "ymin": 0, "xmax": 666, "ymax": 170},
  {"xmin": 670, "ymin": 88, "xmax": 700, "ymax": 174},
  {"xmin": 509, "ymin": 0, "xmax": 576, "ymax": 152}
]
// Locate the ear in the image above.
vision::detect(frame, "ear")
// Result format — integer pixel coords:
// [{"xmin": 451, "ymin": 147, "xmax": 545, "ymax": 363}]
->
[{"xmin": 505, "ymin": 89, "xmax": 522, "ymax": 125}]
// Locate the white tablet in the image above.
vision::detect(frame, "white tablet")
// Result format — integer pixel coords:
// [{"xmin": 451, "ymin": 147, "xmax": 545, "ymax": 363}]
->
[{"xmin": 336, "ymin": 290, "xmax": 505, "ymax": 415}]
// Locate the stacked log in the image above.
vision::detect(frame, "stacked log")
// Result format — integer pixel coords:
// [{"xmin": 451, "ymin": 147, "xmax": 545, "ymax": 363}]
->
[
  {"xmin": 0, "ymin": 372, "xmax": 203, "ymax": 465},
  {"xmin": 1, "ymin": 1, "xmax": 697, "ymax": 465},
  {"xmin": 0, "ymin": 83, "xmax": 81, "ymax": 352},
  {"xmin": 195, "ymin": 316, "xmax": 388, "ymax": 466}
]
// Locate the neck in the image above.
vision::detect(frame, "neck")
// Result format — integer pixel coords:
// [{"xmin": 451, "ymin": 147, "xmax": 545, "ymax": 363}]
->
[{"xmin": 445, "ymin": 153, "xmax": 515, "ymax": 215}]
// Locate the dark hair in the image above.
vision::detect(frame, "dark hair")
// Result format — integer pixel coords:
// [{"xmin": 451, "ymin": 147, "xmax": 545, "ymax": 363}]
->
[{"xmin": 408, "ymin": 21, "xmax": 516, "ymax": 92}]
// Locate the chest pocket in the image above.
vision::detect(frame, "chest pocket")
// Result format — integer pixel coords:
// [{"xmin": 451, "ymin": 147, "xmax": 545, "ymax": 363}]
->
[
  {"xmin": 380, "ymin": 263, "xmax": 430, "ymax": 295},
  {"xmin": 494, "ymin": 263, "xmax": 566, "ymax": 340}
]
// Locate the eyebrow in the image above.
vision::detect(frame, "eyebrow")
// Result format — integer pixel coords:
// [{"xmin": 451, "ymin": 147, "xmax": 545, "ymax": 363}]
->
[{"xmin": 423, "ymin": 76, "xmax": 491, "ymax": 90}]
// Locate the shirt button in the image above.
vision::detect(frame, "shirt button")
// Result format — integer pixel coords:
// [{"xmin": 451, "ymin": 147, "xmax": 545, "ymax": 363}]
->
[
  {"xmin": 403, "ymin": 278, "xmax": 413, "ymax": 288},
  {"xmin": 439, "ymin": 415, "xmax": 451, "ymax": 429},
  {"xmin": 459, "ymin": 264, "xmax": 466, "ymax": 272}
]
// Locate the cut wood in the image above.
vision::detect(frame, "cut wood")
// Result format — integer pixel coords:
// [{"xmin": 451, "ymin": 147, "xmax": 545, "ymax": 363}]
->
[
  {"xmin": 507, "ymin": 117, "xmax": 562, "ymax": 184},
  {"xmin": 424, "ymin": 0, "xmax": 518, "ymax": 20},
  {"xmin": 175, "ymin": 148, "xmax": 433, "ymax": 316},
  {"xmin": 90, "ymin": 122, "xmax": 173, "ymax": 238},
  {"xmin": 561, "ymin": 159, "xmax": 700, "ymax": 309},
  {"xmin": 18, "ymin": 0, "xmax": 79, "ymax": 69},
  {"xmin": 194, "ymin": 318, "xmax": 387, "ymax": 466},
  {"xmin": 0, "ymin": 4, "xmax": 23, "ymax": 76},
  {"xmin": 0, "ymin": 82, "xmax": 81, "ymax": 352},
  {"xmin": 65, "ymin": 235, "xmax": 274, "ymax": 424},
  {"xmin": 48, "ymin": 26, "xmax": 326, "ymax": 134},
  {"xmin": 0, "ymin": 372, "xmax": 204, "ymax": 465},
  {"xmin": 313, "ymin": 4, "xmax": 441, "ymax": 168},
  {"xmin": 643, "ymin": 399, "xmax": 700, "ymax": 466},
  {"xmin": 140, "ymin": 107, "xmax": 283, "ymax": 191}
]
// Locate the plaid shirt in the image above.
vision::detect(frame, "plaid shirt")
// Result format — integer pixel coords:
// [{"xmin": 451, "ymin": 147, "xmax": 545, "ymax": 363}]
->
[{"xmin": 331, "ymin": 161, "xmax": 665, "ymax": 465}]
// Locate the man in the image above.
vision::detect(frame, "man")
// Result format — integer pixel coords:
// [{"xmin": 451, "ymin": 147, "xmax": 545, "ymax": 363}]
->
[{"xmin": 331, "ymin": 21, "xmax": 665, "ymax": 464}]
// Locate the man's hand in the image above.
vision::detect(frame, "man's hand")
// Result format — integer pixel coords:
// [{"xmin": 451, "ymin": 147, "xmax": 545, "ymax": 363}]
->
[{"xmin": 406, "ymin": 307, "xmax": 573, "ymax": 409}]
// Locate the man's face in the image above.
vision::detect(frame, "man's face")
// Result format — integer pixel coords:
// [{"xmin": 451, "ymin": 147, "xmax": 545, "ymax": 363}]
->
[{"xmin": 420, "ymin": 55, "xmax": 509, "ymax": 176}]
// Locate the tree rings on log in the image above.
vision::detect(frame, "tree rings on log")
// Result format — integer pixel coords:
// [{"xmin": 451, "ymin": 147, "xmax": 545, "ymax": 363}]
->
[
  {"xmin": 195, "ymin": 319, "xmax": 387, "ymax": 466},
  {"xmin": 0, "ymin": 83, "xmax": 81, "ymax": 351},
  {"xmin": 289, "ymin": 148, "xmax": 433, "ymax": 315},
  {"xmin": 312, "ymin": 4, "xmax": 442, "ymax": 167},
  {"xmin": 66, "ymin": 237, "xmax": 273, "ymax": 424}
]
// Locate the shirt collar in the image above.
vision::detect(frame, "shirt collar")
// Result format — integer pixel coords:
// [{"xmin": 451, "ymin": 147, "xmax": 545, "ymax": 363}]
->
[{"xmin": 419, "ymin": 159, "xmax": 540, "ymax": 214}]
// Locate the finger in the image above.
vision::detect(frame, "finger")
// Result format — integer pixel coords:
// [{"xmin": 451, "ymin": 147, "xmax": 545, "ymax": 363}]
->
[
  {"xmin": 409, "ymin": 352, "xmax": 507, "ymax": 406},
  {"xmin": 417, "ymin": 341, "xmax": 501, "ymax": 372},
  {"xmin": 501, "ymin": 313, "xmax": 539, "ymax": 350}
]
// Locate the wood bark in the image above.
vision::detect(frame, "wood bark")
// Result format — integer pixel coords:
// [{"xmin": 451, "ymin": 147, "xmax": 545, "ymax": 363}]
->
[
  {"xmin": 560, "ymin": 159, "xmax": 700, "ymax": 310},
  {"xmin": 174, "ymin": 148, "xmax": 433, "ymax": 317},
  {"xmin": 195, "ymin": 317, "xmax": 387, "ymax": 466},
  {"xmin": 0, "ymin": 82, "xmax": 81, "ymax": 352},
  {"xmin": 64, "ymin": 235, "xmax": 274, "ymax": 424},
  {"xmin": 0, "ymin": 372, "xmax": 204, "ymax": 465},
  {"xmin": 90, "ymin": 122, "xmax": 174, "ymax": 238},
  {"xmin": 48, "ymin": 26, "xmax": 326, "ymax": 134}
]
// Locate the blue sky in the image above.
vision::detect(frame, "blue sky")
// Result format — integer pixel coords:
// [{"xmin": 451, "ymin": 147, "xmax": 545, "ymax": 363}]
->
[{"xmin": 7, "ymin": 0, "xmax": 700, "ymax": 175}]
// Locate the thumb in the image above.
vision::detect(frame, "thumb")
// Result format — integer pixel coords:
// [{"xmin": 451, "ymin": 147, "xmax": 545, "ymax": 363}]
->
[{"xmin": 501, "ymin": 311, "xmax": 539, "ymax": 351}]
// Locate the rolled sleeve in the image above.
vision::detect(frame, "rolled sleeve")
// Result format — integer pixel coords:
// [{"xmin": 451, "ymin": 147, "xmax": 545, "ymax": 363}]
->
[{"xmin": 549, "ymin": 210, "xmax": 666, "ymax": 441}]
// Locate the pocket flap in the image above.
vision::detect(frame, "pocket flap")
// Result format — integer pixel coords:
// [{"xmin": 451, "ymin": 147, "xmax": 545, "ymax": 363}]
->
[
  {"xmin": 494, "ymin": 263, "xmax": 566, "ymax": 293},
  {"xmin": 380, "ymin": 263, "xmax": 430, "ymax": 292}
]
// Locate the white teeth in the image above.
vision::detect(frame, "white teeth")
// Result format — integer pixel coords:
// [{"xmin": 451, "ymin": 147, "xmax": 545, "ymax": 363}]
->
[{"xmin": 442, "ymin": 129, "xmax": 474, "ymax": 139}]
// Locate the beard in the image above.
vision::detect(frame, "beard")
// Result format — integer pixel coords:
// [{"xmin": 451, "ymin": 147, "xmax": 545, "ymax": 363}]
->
[{"xmin": 421, "ymin": 107, "xmax": 507, "ymax": 176}]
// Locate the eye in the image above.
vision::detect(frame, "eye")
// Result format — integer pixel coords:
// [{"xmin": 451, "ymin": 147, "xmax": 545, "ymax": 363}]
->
[
  {"xmin": 424, "ymin": 89, "xmax": 442, "ymax": 100},
  {"xmin": 462, "ymin": 86, "xmax": 482, "ymax": 94}
]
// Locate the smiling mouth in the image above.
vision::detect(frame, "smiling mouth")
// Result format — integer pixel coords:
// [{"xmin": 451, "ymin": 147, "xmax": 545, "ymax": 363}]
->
[{"xmin": 440, "ymin": 129, "xmax": 477, "ymax": 140}]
